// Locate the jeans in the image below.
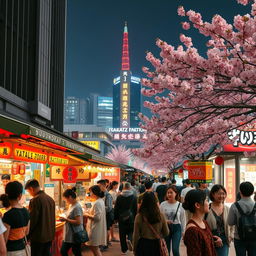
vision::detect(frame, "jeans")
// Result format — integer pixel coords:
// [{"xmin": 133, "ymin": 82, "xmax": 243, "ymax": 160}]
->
[
  {"xmin": 31, "ymin": 241, "xmax": 52, "ymax": 256},
  {"xmin": 234, "ymin": 239, "xmax": 256, "ymax": 256},
  {"xmin": 118, "ymin": 221, "xmax": 133, "ymax": 253},
  {"xmin": 165, "ymin": 223, "xmax": 182, "ymax": 256},
  {"xmin": 215, "ymin": 241, "xmax": 229, "ymax": 256},
  {"xmin": 61, "ymin": 241, "xmax": 81, "ymax": 256}
]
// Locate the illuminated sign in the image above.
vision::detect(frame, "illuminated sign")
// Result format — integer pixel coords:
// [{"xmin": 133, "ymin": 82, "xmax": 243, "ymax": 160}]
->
[
  {"xmin": 113, "ymin": 76, "xmax": 120, "ymax": 85},
  {"xmin": 112, "ymin": 132, "xmax": 147, "ymax": 141},
  {"xmin": 48, "ymin": 153, "xmax": 69, "ymax": 166},
  {"xmin": 81, "ymin": 141, "xmax": 100, "ymax": 151},
  {"xmin": 187, "ymin": 161, "xmax": 213, "ymax": 183},
  {"xmin": 51, "ymin": 166, "xmax": 91, "ymax": 181},
  {"xmin": 120, "ymin": 71, "xmax": 130, "ymax": 128},
  {"xmin": 131, "ymin": 76, "xmax": 140, "ymax": 84},
  {"xmin": 0, "ymin": 142, "xmax": 12, "ymax": 158},
  {"xmin": 13, "ymin": 144, "xmax": 48, "ymax": 164}
]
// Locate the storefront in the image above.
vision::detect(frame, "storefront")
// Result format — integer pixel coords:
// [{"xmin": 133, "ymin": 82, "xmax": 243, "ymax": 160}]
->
[{"xmin": 0, "ymin": 114, "xmax": 119, "ymax": 255}]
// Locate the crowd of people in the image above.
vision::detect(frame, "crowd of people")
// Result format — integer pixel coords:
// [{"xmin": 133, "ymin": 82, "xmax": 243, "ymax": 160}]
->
[{"xmin": 0, "ymin": 175, "xmax": 255, "ymax": 256}]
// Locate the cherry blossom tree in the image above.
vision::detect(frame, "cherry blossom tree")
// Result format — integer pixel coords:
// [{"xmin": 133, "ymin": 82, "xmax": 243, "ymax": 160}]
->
[
  {"xmin": 135, "ymin": 0, "xmax": 256, "ymax": 169},
  {"xmin": 106, "ymin": 145, "xmax": 132, "ymax": 165}
]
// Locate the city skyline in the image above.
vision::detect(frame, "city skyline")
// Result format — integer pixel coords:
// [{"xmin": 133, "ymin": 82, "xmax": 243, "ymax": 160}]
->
[{"xmin": 65, "ymin": 0, "xmax": 250, "ymax": 99}]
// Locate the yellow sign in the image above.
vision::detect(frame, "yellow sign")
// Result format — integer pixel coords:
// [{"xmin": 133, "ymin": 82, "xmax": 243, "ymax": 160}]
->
[
  {"xmin": 49, "ymin": 155, "xmax": 69, "ymax": 166},
  {"xmin": 81, "ymin": 141, "xmax": 100, "ymax": 150},
  {"xmin": 51, "ymin": 166, "xmax": 90, "ymax": 180}
]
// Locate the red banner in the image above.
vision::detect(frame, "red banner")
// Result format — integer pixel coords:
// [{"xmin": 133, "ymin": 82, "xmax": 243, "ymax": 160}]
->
[{"xmin": 225, "ymin": 168, "xmax": 236, "ymax": 203}]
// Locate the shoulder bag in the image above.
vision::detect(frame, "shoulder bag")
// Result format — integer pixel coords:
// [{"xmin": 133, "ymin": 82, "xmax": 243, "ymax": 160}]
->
[{"xmin": 143, "ymin": 216, "xmax": 169, "ymax": 256}]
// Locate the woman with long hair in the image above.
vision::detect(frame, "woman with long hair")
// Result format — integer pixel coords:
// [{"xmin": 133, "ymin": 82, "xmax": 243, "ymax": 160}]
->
[
  {"xmin": 160, "ymin": 185, "xmax": 186, "ymax": 256},
  {"xmin": 183, "ymin": 189, "xmax": 222, "ymax": 256},
  {"xmin": 133, "ymin": 191, "xmax": 169, "ymax": 256},
  {"xmin": 84, "ymin": 185, "xmax": 107, "ymax": 256},
  {"xmin": 60, "ymin": 187, "xmax": 84, "ymax": 256},
  {"xmin": 206, "ymin": 185, "xmax": 233, "ymax": 256}
]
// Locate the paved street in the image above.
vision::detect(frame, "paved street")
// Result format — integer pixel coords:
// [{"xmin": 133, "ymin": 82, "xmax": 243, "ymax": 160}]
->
[{"xmin": 82, "ymin": 230, "xmax": 236, "ymax": 256}]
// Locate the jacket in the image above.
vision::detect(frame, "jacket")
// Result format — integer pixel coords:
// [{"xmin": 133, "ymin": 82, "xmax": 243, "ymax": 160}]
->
[
  {"xmin": 206, "ymin": 204, "xmax": 233, "ymax": 245},
  {"xmin": 114, "ymin": 190, "xmax": 137, "ymax": 223},
  {"xmin": 29, "ymin": 191, "xmax": 55, "ymax": 243}
]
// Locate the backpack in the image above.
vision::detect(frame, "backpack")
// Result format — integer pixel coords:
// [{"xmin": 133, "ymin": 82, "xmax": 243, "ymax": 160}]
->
[{"xmin": 235, "ymin": 202, "xmax": 256, "ymax": 241}]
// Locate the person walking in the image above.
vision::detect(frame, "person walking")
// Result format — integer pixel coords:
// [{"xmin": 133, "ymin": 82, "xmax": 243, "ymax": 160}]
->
[
  {"xmin": 180, "ymin": 179, "xmax": 194, "ymax": 203},
  {"xmin": 206, "ymin": 185, "xmax": 233, "ymax": 256},
  {"xmin": 138, "ymin": 180, "xmax": 159, "ymax": 208},
  {"xmin": 227, "ymin": 181, "xmax": 256, "ymax": 256},
  {"xmin": 114, "ymin": 182, "xmax": 137, "ymax": 255},
  {"xmin": 108, "ymin": 181, "xmax": 119, "ymax": 242},
  {"xmin": 0, "ymin": 217, "xmax": 7, "ymax": 256},
  {"xmin": 60, "ymin": 188, "xmax": 84, "ymax": 256},
  {"xmin": 84, "ymin": 185, "xmax": 107, "ymax": 256},
  {"xmin": 25, "ymin": 179, "xmax": 55, "ymax": 256},
  {"xmin": 2, "ymin": 181, "xmax": 30, "ymax": 255},
  {"xmin": 97, "ymin": 179, "xmax": 113, "ymax": 250},
  {"xmin": 183, "ymin": 190, "xmax": 222, "ymax": 256},
  {"xmin": 160, "ymin": 185, "xmax": 186, "ymax": 256},
  {"xmin": 133, "ymin": 191, "xmax": 169, "ymax": 256},
  {"xmin": 156, "ymin": 177, "xmax": 168, "ymax": 204}
]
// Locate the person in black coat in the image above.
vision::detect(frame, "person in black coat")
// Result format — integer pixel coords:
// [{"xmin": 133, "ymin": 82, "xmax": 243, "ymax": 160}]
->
[{"xmin": 114, "ymin": 182, "xmax": 137, "ymax": 254}]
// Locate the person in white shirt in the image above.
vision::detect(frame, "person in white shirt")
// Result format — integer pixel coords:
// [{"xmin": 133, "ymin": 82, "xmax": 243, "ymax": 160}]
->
[
  {"xmin": 180, "ymin": 179, "xmax": 194, "ymax": 203},
  {"xmin": 152, "ymin": 178, "xmax": 161, "ymax": 192},
  {"xmin": 0, "ymin": 218, "xmax": 7, "ymax": 255},
  {"xmin": 160, "ymin": 185, "xmax": 186, "ymax": 256}
]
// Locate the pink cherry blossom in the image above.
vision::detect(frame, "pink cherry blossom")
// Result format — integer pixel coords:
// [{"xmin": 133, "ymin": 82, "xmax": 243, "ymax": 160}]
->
[
  {"xmin": 182, "ymin": 22, "xmax": 191, "ymax": 30},
  {"xmin": 177, "ymin": 6, "xmax": 185, "ymax": 16}
]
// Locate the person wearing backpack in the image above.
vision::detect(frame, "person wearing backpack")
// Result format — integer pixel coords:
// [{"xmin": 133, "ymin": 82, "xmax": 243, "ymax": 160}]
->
[
  {"xmin": 114, "ymin": 182, "xmax": 137, "ymax": 255},
  {"xmin": 227, "ymin": 181, "xmax": 256, "ymax": 256}
]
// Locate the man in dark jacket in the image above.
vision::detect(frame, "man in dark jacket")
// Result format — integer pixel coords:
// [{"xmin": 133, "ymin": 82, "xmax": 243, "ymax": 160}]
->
[
  {"xmin": 25, "ymin": 179, "xmax": 55, "ymax": 256},
  {"xmin": 114, "ymin": 182, "xmax": 137, "ymax": 254}
]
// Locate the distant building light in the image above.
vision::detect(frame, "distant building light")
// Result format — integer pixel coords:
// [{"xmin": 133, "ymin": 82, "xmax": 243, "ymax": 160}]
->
[
  {"xmin": 113, "ymin": 76, "xmax": 120, "ymax": 85},
  {"xmin": 131, "ymin": 76, "xmax": 140, "ymax": 84}
]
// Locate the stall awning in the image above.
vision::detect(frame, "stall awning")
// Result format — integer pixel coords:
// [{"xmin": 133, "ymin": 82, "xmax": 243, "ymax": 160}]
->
[{"xmin": 0, "ymin": 114, "xmax": 97, "ymax": 156}]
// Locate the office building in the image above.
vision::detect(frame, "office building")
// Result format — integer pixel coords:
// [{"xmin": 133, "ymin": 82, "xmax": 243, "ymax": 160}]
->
[{"xmin": 0, "ymin": 0, "xmax": 66, "ymax": 132}]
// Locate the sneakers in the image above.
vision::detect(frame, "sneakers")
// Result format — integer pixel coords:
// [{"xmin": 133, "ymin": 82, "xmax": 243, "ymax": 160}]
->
[{"xmin": 127, "ymin": 240, "xmax": 133, "ymax": 251}]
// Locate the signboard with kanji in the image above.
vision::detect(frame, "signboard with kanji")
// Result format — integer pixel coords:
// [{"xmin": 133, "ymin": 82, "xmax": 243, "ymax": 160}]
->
[
  {"xmin": 187, "ymin": 161, "xmax": 213, "ymax": 183},
  {"xmin": 225, "ymin": 168, "xmax": 236, "ymax": 203}
]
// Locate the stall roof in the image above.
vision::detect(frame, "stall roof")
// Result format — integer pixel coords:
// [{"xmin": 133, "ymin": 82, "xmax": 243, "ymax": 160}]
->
[{"xmin": 0, "ymin": 114, "xmax": 98, "ymax": 156}]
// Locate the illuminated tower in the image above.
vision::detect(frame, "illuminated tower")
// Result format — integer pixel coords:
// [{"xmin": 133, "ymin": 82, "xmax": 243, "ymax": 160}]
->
[{"xmin": 113, "ymin": 22, "xmax": 141, "ymax": 129}]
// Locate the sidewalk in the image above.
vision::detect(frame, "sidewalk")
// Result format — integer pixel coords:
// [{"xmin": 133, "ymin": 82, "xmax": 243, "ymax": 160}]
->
[{"xmin": 82, "ymin": 237, "xmax": 236, "ymax": 256}]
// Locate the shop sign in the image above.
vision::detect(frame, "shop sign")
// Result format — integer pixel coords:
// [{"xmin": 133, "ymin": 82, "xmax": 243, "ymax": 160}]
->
[
  {"xmin": 0, "ymin": 142, "xmax": 12, "ymax": 158},
  {"xmin": 33, "ymin": 169, "xmax": 41, "ymax": 182},
  {"xmin": 101, "ymin": 168, "xmax": 120, "ymax": 183},
  {"xmin": 48, "ymin": 153, "xmax": 69, "ymax": 166},
  {"xmin": 226, "ymin": 126, "xmax": 256, "ymax": 151},
  {"xmin": 112, "ymin": 132, "xmax": 146, "ymax": 141},
  {"xmin": 51, "ymin": 166, "xmax": 90, "ymax": 181},
  {"xmin": 120, "ymin": 71, "xmax": 130, "ymax": 128},
  {"xmin": 187, "ymin": 161, "xmax": 213, "ymax": 183},
  {"xmin": 29, "ymin": 127, "xmax": 86, "ymax": 153},
  {"xmin": 45, "ymin": 163, "xmax": 50, "ymax": 177},
  {"xmin": 62, "ymin": 166, "xmax": 78, "ymax": 183},
  {"xmin": 225, "ymin": 168, "xmax": 236, "ymax": 203},
  {"xmin": 81, "ymin": 141, "xmax": 100, "ymax": 151},
  {"xmin": 13, "ymin": 144, "xmax": 47, "ymax": 164}
]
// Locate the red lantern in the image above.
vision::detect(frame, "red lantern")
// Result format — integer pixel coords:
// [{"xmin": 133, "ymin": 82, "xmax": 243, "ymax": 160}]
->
[
  {"xmin": 215, "ymin": 156, "xmax": 224, "ymax": 165},
  {"xmin": 19, "ymin": 164, "xmax": 26, "ymax": 175},
  {"xmin": 183, "ymin": 160, "xmax": 190, "ymax": 169},
  {"xmin": 90, "ymin": 173, "xmax": 98, "ymax": 179},
  {"xmin": 12, "ymin": 163, "xmax": 19, "ymax": 175}
]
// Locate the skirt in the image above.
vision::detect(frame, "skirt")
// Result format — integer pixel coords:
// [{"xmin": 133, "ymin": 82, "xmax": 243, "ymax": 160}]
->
[
  {"xmin": 7, "ymin": 249, "xmax": 27, "ymax": 256},
  {"xmin": 136, "ymin": 238, "xmax": 160, "ymax": 256}
]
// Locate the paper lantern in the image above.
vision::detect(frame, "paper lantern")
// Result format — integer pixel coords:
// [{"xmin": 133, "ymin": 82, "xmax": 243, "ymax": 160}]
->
[
  {"xmin": 12, "ymin": 163, "xmax": 19, "ymax": 175},
  {"xmin": 19, "ymin": 164, "xmax": 26, "ymax": 175},
  {"xmin": 62, "ymin": 166, "xmax": 78, "ymax": 183},
  {"xmin": 90, "ymin": 173, "xmax": 98, "ymax": 179},
  {"xmin": 183, "ymin": 160, "xmax": 190, "ymax": 169},
  {"xmin": 215, "ymin": 156, "xmax": 224, "ymax": 165}
]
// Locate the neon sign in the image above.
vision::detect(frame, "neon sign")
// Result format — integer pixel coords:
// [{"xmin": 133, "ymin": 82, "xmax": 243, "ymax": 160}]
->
[{"xmin": 120, "ymin": 71, "xmax": 130, "ymax": 128}]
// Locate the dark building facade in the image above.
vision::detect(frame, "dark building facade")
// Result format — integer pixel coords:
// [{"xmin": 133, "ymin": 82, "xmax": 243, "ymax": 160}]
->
[{"xmin": 0, "ymin": 0, "xmax": 66, "ymax": 132}]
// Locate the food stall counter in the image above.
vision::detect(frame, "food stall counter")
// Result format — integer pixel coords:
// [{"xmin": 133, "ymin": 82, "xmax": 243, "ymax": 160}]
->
[{"xmin": 51, "ymin": 220, "xmax": 65, "ymax": 256}]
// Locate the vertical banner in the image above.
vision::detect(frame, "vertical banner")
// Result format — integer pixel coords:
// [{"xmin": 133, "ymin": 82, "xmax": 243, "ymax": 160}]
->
[
  {"xmin": 120, "ymin": 71, "xmax": 130, "ymax": 128},
  {"xmin": 225, "ymin": 168, "xmax": 236, "ymax": 203}
]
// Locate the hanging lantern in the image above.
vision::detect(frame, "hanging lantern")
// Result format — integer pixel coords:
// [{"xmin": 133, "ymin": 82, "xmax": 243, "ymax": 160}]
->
[
  {"xmin": 215, "ymin": 156, "xmax": 224, "ymax": 165},
  {"xmin": 12, "ymin": 163, "xmax": 19, "ymax": 175},
  {"xmin": 178, "ymin": 169, "xmax": 183, "ymax": 178},
  {"xmin": 183, "ymin": 160, "xmax": 190, "ymax": 169},
  {"xmin": 90, "ymin": 173, "xmax": 98, "ymax": 179},
  {"xmin": 19, "ymin": 164, "xmax": 26, "ymax": 175}
]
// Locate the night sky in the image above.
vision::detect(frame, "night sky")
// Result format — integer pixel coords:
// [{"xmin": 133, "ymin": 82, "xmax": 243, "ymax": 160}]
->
[{"xmin": 65, "ymin": 0, "xmax": 250, "ymax": 98}]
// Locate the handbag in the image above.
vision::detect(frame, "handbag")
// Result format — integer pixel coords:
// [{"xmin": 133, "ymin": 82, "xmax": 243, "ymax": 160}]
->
[
  {"xmin": 143, "ymin": 216, "xmax": 169, "ymax": 256},
  {"xmin": 71, "ymin": 223, "xmax": 89, "ymax": 244},
  {"xmin": 24, "ymin": 234, "xmax": 31, "ymax": 256}
]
